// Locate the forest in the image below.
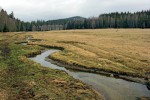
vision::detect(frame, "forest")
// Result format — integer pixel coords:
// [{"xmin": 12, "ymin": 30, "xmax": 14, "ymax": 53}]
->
[{"xmin": 0, "ymin": 8, "xmax": 150, "ymax": 32}]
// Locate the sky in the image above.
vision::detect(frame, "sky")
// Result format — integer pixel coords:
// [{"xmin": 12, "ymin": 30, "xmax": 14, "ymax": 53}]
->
[{"xmin": 0, "ymin": 0, "xmax": 150, "ymax": 21}]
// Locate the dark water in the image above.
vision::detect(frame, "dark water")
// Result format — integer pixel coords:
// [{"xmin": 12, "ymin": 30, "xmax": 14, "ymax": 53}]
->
[
  {"xmin": 29, "ymin": 50, "xmax": 150, "ymax": 100},
  {"xmin": 22, "ymin": 43, "xmax": 27, "ymax": 45}
]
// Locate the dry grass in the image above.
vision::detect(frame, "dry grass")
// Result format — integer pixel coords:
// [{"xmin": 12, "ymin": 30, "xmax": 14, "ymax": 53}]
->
[
  {"xmin": 0, "ymin": 33, "xmax": 102, "ymax": 100},
  {"xmin": 27, "ymin": 29, "xmax": 150, "ymax": 76}
]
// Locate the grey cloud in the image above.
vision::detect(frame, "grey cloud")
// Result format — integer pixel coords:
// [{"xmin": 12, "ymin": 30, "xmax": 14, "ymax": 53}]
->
[
  {"xmin": 0, "ymin": 0, "xmax": 149, "ymax": 21},
  {"xmin": 0, "ymin": 7, "xmax": 2, "ymax": 11}
]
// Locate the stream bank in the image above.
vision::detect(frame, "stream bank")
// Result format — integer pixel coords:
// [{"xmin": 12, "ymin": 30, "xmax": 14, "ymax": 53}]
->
[{"xmin": 29, "ymin": 50, "xmax": 150, "ymax": 100}]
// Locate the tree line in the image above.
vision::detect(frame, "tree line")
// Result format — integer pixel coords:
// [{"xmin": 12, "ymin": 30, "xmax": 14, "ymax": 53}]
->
[
  {"xmin": 0, "ymin": 9, "xmax": 150, "ymax": 32},
  {"xmin": 65, "ymin": 10, "xmax": 150, "ymax": 29}
]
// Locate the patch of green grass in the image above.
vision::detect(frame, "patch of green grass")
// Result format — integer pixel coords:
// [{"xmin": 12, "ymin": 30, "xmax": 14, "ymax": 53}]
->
[{"xmin": 0, "ymin": 33, "xmax": 101, "ymax": 100}]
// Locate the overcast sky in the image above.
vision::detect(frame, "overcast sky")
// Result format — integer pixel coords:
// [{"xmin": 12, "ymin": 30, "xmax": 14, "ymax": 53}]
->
[{"xmin": 0, "ymin": 0, "xmax": 149, "ymax": 21}]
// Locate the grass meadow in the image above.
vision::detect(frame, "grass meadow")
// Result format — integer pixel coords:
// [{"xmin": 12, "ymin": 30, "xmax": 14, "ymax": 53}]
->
[
  {"xmin": 0, "ymin": 33, "xmax": 101, "ymax": 99},
  {"xmin": 0, "ymin": 29, "xmax": 149, "ymax": 99},
  {"xmin": 27, "ymin": 29, "xmax": 150, "ymax": 77}
]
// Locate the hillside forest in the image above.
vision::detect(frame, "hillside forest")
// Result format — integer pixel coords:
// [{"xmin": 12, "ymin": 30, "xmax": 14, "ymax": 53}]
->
[{"xmin": 0, "ymin": 9, "xmax": 150, "ymax": 32}]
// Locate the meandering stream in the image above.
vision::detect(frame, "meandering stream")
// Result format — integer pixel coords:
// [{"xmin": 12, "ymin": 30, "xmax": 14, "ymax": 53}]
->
[{"xmin": 29, "ymin": 50, "xmax": 150, "ymax": 100}]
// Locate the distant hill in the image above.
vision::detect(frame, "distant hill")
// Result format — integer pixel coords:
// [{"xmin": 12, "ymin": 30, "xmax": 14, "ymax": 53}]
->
[
  {"xmin": 46, "ymin": 16, "xmax": 86, "ymax": 25},
  {"xmin": 65, "ymin": 16, "xmax": 86, "ymax": 20},
  {"xmin": 49, "ymin": 16, "xmax": 85, "ymax": 21}
]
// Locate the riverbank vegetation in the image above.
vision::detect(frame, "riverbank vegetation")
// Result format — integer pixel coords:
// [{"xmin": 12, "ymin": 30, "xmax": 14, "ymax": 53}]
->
[
  {"xmin": 27, "ymin": 29, "xmax": 150, "ymax": 79},
  {"xmin": 0, "ymin": 33, "xmax": 102, "ymax": 99}
]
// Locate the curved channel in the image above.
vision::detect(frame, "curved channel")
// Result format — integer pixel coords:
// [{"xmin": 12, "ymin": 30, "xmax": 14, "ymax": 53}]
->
[{"xmin": 29, "ymin": 50, "xmax": 150, "ymax": 100}]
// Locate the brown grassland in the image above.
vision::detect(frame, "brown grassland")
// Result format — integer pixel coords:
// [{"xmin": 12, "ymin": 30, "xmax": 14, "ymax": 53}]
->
[
  {"xmin": 0, "ymin": 33, "xmax": 102, "ymax": 99},
  {"xmin": 0, "ymin": 29, "xmax": 150, "ymax": 99},
  {"xmin": 27, "ymin": 29, "xmax": 150, "ymax": 78}
]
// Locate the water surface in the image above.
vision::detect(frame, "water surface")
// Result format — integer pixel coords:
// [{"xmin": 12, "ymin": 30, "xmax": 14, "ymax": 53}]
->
[{"xmin": 30, "ymin": 50, "xmax": 150, "ymax": 100}]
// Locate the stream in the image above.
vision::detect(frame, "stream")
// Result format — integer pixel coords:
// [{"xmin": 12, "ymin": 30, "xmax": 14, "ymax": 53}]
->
[{"xmin": 29, "ymin": 50, "xmax": 150, "ymax": 100}]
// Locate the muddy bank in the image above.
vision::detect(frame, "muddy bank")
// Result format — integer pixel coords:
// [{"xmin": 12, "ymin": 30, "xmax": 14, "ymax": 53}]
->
[
  {"xmin": 24, "ymin": 45, "xmax": 150, "ymax": 89},
  {"xmin": 25, "ymin": 46, "xmax": 150, "ymax": 89},
  {"xmin": 38, "ymin": 44, "xmax": 64, "ymax": 50},
  {"xmin": 19, "ymin": 43, "xmax": 103, "ymax": 99},
  {"xmin": 25, "ymin": 51, "xmax": 42, "ymax": 57},
  {"xmin": 30, "ymin": 50, "xmax": 150, "ymax": 100},
  {"xmin": 48, "ymin": 54, "xmax": 150, "ymax": 87},
  {"xmin": 23, "ymin": 36, "xmax": 150, "ymax": 91}
]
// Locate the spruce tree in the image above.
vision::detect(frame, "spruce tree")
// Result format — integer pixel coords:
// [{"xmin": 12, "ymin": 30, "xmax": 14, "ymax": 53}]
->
[{"xmin": 3, "ymin": 24, "xmax": 9, "ymax": 32}]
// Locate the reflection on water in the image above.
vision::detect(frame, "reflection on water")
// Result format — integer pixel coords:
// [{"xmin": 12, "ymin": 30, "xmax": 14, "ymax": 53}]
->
[{"xmin": 30, "ymin": 50, "xmax": 150, "ymax": 100}]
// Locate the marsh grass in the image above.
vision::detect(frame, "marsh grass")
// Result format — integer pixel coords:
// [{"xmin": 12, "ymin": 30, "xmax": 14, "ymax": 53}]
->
[
  {"xmin": 0, "ymin": 33, "xmax": 101, "ymax": 100},
  {"xmin": 27, "ymin": 29, "xmax": 150, "ymax": 78}
]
